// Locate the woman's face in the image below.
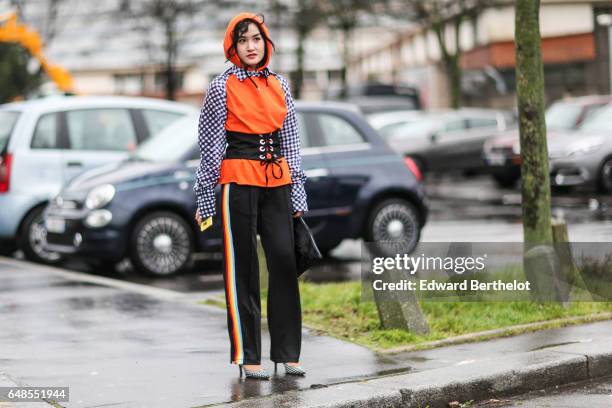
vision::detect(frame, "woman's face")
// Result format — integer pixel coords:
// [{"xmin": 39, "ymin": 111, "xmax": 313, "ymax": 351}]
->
[{"xmin": 236, "ymin": 22, "xmax": 265, "ymax": 69}]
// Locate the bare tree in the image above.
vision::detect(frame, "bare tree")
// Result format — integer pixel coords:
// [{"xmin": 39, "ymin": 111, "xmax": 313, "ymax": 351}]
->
[
  {"xmin": 385, "ymin": 0, "xmax": 492, "ymax": 109},
  {"xmin": 7, "ymin": 0, "xmax": 69, "ymax": 43},
  {"xmin": 318, "ymin": 0, "xmax": 378, "ymax": 97},
  {"xmin": 118, "ymin": 0, "xmax": 210, "ymax": 100},
  {"xmin": 41, "ymin": 0, "xmax": 62, "ymax": 43},
  {"xmin": 287, "ymin": 0, "xmax": 325, "ymax": 98},
  {"xmin": 264, "ymin": 0, "xmax": 326, "ymax": 98}
]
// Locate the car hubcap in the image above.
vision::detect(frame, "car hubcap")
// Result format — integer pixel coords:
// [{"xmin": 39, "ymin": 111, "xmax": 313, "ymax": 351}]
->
[
  {"xmin": 136, "ymin": 217, "xmax": 190, "ymax": 275},
  {"xmin": 29, "ymin": 216, "xmax": 62, "ymax": 262},
  {"xmin": 153, "ymin": 234, "xmax": 173, "ymax": 254},
  {"xmin": 372, "ymin": 203, "xmax": 418, "ymax": 254},
  {"xmin": 386, "ymin": 219, "xmax": 405, "ymax": 239}
]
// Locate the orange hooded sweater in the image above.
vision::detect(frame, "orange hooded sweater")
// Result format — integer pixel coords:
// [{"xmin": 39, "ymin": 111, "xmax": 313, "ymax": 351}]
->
[{"xmin": 193, "ymin": 12, "xmax": 308, "ymax": 219}]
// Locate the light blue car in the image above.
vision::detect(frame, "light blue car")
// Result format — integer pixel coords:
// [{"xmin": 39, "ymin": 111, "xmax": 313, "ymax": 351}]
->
[{"xmin": 0, "ymin": 95, "xmax": 197, "ymax": 264}]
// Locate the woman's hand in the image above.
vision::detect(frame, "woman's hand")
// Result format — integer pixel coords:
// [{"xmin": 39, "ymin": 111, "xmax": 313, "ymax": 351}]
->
[
  {"xmin": 292, "ymin": 211, "xmax": 304, "ymax": 218},
  {"xmin": 195, "ymin": 209, "xmax": 213, "ymax": 231}
]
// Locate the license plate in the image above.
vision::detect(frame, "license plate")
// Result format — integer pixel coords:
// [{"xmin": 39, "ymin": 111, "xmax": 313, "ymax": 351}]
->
[
  {"xmin": 487, "ymin": 154, "xmax": 506, "ymax": 166},
  {"xmin": 45, "ymin": 217, "xmax": 65, "ymax": 233}
]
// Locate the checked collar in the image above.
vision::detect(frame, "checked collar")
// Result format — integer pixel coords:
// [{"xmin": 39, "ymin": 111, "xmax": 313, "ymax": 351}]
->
[{"xmin": 229, "ymin": 64, "xmax": 275, "ymax": 82}]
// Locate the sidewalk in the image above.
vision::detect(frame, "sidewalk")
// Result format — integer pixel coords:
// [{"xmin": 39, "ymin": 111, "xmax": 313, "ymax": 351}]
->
[
  {"xmin": 221, "ymin": 325, "xmax": 612, "ymax": 407},
  {"xmin": 0, "ymin": 257, "xmax": 411, "ymax": 407},
  {"xmin": 1, "ymin": 256, "xmax": 611, "ymax": 408}
]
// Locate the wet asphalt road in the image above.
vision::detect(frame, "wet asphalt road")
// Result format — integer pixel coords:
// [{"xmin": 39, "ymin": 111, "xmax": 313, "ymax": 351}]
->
[
  {"xmin": 2, "ymin": 175, "xmax": 612, "ymax": 406},
  {"xmin": 2, "ymin": 256, "xmax": 612, "ymax": 407},
  {"xmin": 0, "ymin": 258, "xmax": 415, "ymax": 407},
  {"xmin": 26, "ymin": 173, "xmax": 612, "ymax": 293}
]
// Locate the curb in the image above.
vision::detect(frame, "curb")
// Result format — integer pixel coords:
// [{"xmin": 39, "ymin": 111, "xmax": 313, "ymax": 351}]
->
[
  {"xmin": 213, "ymin": 340, "xmax": 612, "ymax": 408},
  {"xmin": 378, "ymin": 312, "xmax": 612, "ymax": 354}
]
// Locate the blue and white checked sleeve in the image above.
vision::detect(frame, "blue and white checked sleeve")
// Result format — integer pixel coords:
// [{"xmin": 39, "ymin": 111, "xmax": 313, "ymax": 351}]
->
[
  {"xmin": 193, "ymin": 76, "xmax": 228, "ymax": 219},
  {"xmin": 276, "ymin": 74, "xmax": 308, "ymax": 213}
]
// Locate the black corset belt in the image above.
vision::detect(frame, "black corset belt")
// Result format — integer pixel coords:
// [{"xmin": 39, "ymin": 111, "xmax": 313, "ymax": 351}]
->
[{"xmin": 224, "ymin": 130, "xmax": 284, "ymax": 187}]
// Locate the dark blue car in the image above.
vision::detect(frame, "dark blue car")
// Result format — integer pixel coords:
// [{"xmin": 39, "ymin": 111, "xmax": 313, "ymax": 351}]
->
[{"xmin": 44, "ymin": 101, "xmax": 428, "ymax": 276}]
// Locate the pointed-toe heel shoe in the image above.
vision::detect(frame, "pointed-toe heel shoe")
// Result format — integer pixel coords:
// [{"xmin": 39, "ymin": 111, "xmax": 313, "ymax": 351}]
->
[
  {"xmin": 274, "ymin": 362, "xmax": 306, "ymax": 376},
  {"xmin": 239, "ymin": 365, "xmax": 271, "ymax": 380}
]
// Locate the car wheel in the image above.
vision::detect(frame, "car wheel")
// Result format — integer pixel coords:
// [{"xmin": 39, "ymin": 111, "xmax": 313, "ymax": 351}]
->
[
  {"xmin": 129, "ymin": 211, "xmax": 194, "ymax": 276},
  {"xmin": 598, "ymin": 157, "xmax": 612, "ymax": 193},
  {"xmin": 366, "ymin": 198, "xmax": 421, "ymax": 257},
  {"xmin": 19, "ymin": 206, "xmax": 64, "ymax": 265}
]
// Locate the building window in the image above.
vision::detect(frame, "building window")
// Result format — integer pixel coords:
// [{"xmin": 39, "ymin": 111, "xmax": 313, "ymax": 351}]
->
[
  {"xmin": 114, "ymin": 73, "xmax": 144, "ymax": 94},
  {"xmin": 154, "ymin": 71, "xmax": 184, "ymax": 93}
]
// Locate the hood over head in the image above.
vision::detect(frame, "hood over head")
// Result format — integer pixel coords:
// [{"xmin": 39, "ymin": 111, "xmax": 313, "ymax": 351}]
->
[{"xmin": 223, "ymin": 12, "xmax": 273, "ymax": 71}]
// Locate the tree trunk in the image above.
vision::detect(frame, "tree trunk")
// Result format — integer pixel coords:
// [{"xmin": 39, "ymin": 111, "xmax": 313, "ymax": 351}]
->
[
  {"xmin": 164, "ymin": 18, "xmax": 177, "ymax": 101},
  {"xmin": 294, "ymin": 27, "xmax": 306, "ymax": 99},
  {"xmin": 433, "ymin": 22, "xmax": 463, "ymax": 109},
  {"xmin": 340, "ymin": 25, "xmax": 351, "ymax": 98},
  {"xmin": 515, "ymin": 0, "xmax": 552, "ymax": 245},
  {"xmin": 445, "ymin": 54, "xmax": 462, "ymax": 109}
]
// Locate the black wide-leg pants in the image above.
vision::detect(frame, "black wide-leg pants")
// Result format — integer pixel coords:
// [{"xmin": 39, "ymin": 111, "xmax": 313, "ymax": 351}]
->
[{"xmin": 220, "ymin": 182, "xmax": 302, "ymax": 365}]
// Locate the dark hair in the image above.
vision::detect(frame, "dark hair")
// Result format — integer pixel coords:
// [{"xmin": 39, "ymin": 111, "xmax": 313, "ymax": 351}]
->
[{"xmin": 225, "ymin": 14, "xmax": 275, "ymax": 69}]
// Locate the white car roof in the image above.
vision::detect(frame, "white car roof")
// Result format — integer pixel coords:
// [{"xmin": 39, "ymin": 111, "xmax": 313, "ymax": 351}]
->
[{"xmin": 0, "ymin": 95, "xmax": 198, "ymax": 114}]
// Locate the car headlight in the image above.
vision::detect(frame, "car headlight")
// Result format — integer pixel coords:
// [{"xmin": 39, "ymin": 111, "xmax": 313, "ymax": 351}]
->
[
  {"xmin": 85, "ymin": 184, "xmax": 115, "ymax": 210},
  {"xmin": 85, "ymin": 209, "xmax": 113, "ymax": 228},
  {"xmin": 565, "ymin": 140, "xmax": 603, "ymax": 157}
]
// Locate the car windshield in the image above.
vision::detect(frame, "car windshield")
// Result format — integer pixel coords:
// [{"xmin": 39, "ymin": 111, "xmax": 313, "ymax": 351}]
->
[
  {"xmin": 578, "ymin": 104, "xmax": 612, "ymax": 133},
  {"xmin": 133, "ymin": 114, "xmax": 197, "ymax": 161},
  {"xmin": 0, "ymin": 111, "xmax": 20, "ymax": 152},
  {"xmin": 545, "ymin": 102, "xmax": 584, "ymax": 130}
]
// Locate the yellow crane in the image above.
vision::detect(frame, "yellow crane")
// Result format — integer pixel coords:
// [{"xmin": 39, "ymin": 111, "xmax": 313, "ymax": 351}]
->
[{"xmin": 0, "ymin": 10, "xmax": 74, "ymax": 93}]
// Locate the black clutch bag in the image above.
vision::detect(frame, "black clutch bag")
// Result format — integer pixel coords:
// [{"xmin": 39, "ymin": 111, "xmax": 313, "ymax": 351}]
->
[{"xmin": 293, "ymin": 216, "xmax": 322, "ymax": 277}]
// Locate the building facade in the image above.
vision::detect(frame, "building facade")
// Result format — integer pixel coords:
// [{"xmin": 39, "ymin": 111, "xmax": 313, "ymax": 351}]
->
[{"xmin": 350, "ymin": 0, "xmax": 612, "ymax": 109}]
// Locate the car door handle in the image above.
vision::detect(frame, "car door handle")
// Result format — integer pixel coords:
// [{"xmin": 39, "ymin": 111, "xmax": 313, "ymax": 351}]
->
[
  {"xmin": 305, "ymin": 168, "xmax": 329, "ymax": 178},
  {"xmin": 66, "ymin": 161, "xmax": 82, "ymax": 167}
]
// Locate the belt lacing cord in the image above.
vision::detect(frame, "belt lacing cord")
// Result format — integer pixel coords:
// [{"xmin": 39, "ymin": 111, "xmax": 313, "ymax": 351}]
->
[
  {"xmin": 258, "ymin": 131, "xmax": 283, "ymax": 197},
  {"xmin": 247, "ymin": 76, "xmax": 258, "ymax": 89},
  {"xmin": 244, "ymin": 69, "xmax": 269, "ymax": 89}
]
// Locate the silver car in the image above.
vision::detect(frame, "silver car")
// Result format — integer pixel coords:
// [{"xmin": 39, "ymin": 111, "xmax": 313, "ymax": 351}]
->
[
  {"xmin": 548, "ymin": 103, "xmax": 612, "ymax": 192},
  {"xmin": 0, "ymin": 95, "xmax": 197, "ymax": 263},
  {"xmin": 482, "ymin": 95, "xmax": 612, "ymax": 187},
  {"xmin": 374, "ymin": 108, "xmax": 515, "ymax": 173},
  {"xmin": 366, "ymin": 109, "xmax": 424, "ymax": 140}
]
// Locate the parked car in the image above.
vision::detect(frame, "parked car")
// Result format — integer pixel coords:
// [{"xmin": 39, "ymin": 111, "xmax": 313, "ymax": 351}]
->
[
  {"xmin": 483, "ymin": 95, "xmax": 612, "ymax": 187},
  {"xmin": 0, "ymin": 95, "xmax": 197, "ymax": 263},
  {"xmin": 324, "ymin": 82, "xmax": 421, "ymax": 113},
  {"xmin": 380, "ymin": 108, "xmax": 514, "ymax": 174},
  {"xmin": 366, "ymin": 110, "xmax": 424, "ymax": 140},
  {"xmin": 43, "ymin": 101, "xmax": 428, "ymax": 276},
  {"xmin": 548, "ymin": 102, "xmax": 612, "ymax": 192}
]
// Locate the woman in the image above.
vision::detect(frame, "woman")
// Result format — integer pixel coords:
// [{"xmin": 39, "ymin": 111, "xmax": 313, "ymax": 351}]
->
[{"xmin": 193, "ymin": 12, "xmax": 308, "ymax": 380}]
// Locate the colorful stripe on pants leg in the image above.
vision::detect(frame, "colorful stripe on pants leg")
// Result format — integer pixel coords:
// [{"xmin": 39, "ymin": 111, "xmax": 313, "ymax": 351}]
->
[{"xmin": 222, "ymin": 184, "xmax": 244, "ymax": 364}]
